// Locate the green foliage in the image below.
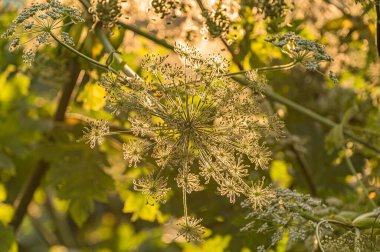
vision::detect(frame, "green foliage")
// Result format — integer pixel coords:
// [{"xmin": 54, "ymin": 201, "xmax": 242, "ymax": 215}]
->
[
  {"xmin": 42, "ymin": 138, "xmax": 114, "ymax": 226},
  {"xmin": 0, "ymin": 0, "xmax": 380, "ymax": 251}
]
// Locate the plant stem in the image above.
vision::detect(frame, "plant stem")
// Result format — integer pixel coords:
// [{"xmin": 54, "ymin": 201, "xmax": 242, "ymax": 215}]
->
[
  {"xmin": 78, "ymin": 0, "xmax": 141, "ymax": 78},
  {"xmin": 95, "ymin": 28, "xmax": 138, "ymax": 78},
  {"xmin": 11, "ymin": 62, "xmax": 81, "ymax": 232},
  {"xmin": 49, "ymin": 32, "xmax": 118, "ymax": 75},
  {"xmin": 117, "ymin": 21, "xmax": 174, "ymax": 51},
  {"xmin": 289, "ymin": 144, "xmax": 317, "ymax": 196},
  {"xmin": 222, "ymin": 61, "xmax": 298, "ymax": 77},
  {"xmin": 346, "ymin": 125, "xmax": 380, "ymax": 137},
  {"xmin": 11, "ymin": 160, "xmax": 50, "ymax": 230},
  {"xmin": 316, "ymin": 219, "xmax": 354, "ymax": 252},
  {"xmin": 343, "ymin": 148, "xmax": 377, "ymax": 208}
]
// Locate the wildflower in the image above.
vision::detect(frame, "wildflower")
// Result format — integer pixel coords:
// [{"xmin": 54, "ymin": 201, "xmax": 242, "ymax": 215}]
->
[
  {"xmin": 206, "ymin": 53, "xmax": 229, "ymax": 74},
  {"xmin": 1, "ymin": 0, "xmax": 83, "ymax": 65},
  {"xmin": 133, "ymin": 174, "xmax": 169, "ymax": 204},
  {"xmin": 177, "ymin": 216, "xmax": 205, "ymax": 242},
  {"xmin": 93, "ymin": 43, "xmax": 283, "ymax": 230},
  {"xmin": 254, "ymin": 0, "xmax": 291, "ymax": 21},
  {"xmin": 242, "ymin": 188, "xmax": 325, "ymax": 250},
  {"xmin": 176, "ymin": 168, "xmax": 202, "ymax": 194},
  {"xmin": 266, "ymin": 32, "xmax": 333, "ymax": 72},
  {"xmin": 246, "ymin": 177, "xmax": 275, "ymax": 210},
  {"xmin": 89, "ymin": 0, "xmax": 122, "ymax": 30},
  {"xmin": 217, "ymin": 177, "xmax": 244, "ymax": 203},
  {"xmin": 229, "ymin": 155, "xmax": 249, "ymax": 178},
  {"xmin": 122, "ymin": 139, "xmax": 150, "ymax": 167},
  {"xmin": 81, "ymin": 120, "xmax": 109, "ymax": 149}
]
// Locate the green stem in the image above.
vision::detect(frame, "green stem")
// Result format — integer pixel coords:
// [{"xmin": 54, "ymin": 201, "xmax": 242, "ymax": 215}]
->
[
  {"xmin": 343, "ymin": 147, "xmax": 377, "ymax": 208},
  {"xmin": 346, "ymin": 125, "xmax": 380, "ymax": 137},
  {"xmin": 117, "ymin": 21, "xmax": 174, "ymax": 51},
  {"xmin": 95, "ymin": 28, "xmax": 138, "ymax": 78},
  {"xmin": 49, "ymin": 32, "xmax": 118, "ymax": 75},
  {"xmin": 316, "ymin": 219, "xmax": 354, "ymax": 252},
  {"xmin": 223, "ymin": 61, "xmax": 298, "ymax": 77}
]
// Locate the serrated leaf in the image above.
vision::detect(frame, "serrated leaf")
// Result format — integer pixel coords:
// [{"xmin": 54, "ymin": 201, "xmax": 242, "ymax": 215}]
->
[{"xmin": 46, "ymin": 141, "xmax": 114, "ymax": 226}]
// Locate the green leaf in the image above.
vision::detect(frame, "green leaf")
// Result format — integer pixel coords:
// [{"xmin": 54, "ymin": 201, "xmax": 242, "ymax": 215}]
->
[{"xmin": 45, "ymin": 141, "xmax": 114, "ymax": 226}]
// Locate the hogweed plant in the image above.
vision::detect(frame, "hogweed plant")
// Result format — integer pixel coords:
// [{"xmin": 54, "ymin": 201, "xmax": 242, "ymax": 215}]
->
[
  {"xmin": 82, "ymin": 42, "xmax": 285, "ymax": 241},
  {"xmin": 2, "ymin": 0, "xmax": 378, "ymax": 249}
]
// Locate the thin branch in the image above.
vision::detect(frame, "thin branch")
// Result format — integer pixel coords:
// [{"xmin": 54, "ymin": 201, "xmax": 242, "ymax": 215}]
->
[
  {"xmin": 95, "ymin": 27, "xmax": 138, "ymax": 78},
  {"xmin": 11, "ymin": 62, "xmax": 81, "ymax": 232},
  {"xmin": 49, "ymin": 32, "xmax": 118, "ymax": 75},
  {"xmin": 343, "ymin": 147, "xmax": 377, "ymax": 208},
  {"xmin": 117, "ymin": 21, "xmax": 174, "ymax": 51},
  {"xmin": 289, "ymin": 144, "xmax": 317, "ymax": 196}
]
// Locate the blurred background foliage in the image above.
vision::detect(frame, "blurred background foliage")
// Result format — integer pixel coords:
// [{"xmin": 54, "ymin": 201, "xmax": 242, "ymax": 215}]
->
[{"xmin": 0, "ymin": 0, "xmax": 379, "ymax": 251}]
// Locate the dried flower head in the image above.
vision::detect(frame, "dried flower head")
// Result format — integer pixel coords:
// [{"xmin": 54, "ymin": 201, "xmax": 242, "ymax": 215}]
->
[
  {"xmin": 176, "ymin": 168, "xmax": 202, "ymax": 194},
  {"xmin": 87, "ymin": 43, "xmax": 284, "ymax": 241},
  {"xmin": 123, "ymin": 139, "xmax": 150, "ymax": 167},
  {"xmin": 246, "ymin": 177, "xmax": 275, "ymax": 210},
  {"xmin": 1, "ymin": 0, "xmax": 83, "ymax": 65},
  {"xmin": 89, "ymin": 0, "xmax": 122, "ymax": 30},
  {"xmin": 133, "ymin": 173, "xmax": 170, "ymax": 204},
  {"xmin": 81, "ymin": 120, "xmax": 109, "ymax": 149},
  {"xmin": 176, "ymin": 216, "xmax": 205, "ymax": 242}
]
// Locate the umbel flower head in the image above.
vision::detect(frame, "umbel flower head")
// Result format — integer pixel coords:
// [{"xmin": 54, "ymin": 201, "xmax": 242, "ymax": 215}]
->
[
  {"xmin": 80, "ymin": 119, "xmax": 110, "ymax": 149},
  {"xmin": 266, "ymin": 32, "xmax": 333, "ymax": 71},
  {"xmin": 89, "ymin": 43, "xmax": 283, "ymax": 241},
  {"xmin": 1, "ymin": 0, "xmax": 83, "ymax": 65},
  {"xmin": 88, "ymin": 0, "xmax": 123, "ymax": 31},
  {"xmin": 176, "ymin": 216, "xmax": 205, "ymax": 242}
]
